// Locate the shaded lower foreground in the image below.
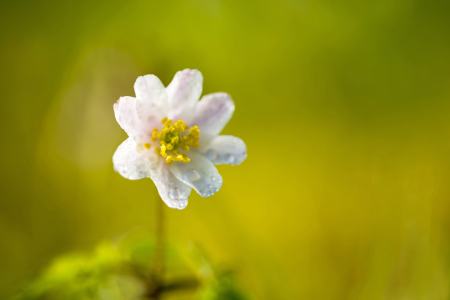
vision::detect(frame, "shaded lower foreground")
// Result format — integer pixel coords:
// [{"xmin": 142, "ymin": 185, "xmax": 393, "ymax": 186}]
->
[{"xmin": 12, "ymin": 236, "xmax": 249, "ymax": 300}]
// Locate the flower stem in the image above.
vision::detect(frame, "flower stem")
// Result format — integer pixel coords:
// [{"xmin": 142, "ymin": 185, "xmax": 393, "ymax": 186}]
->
[{"xmin": 150, "ymin": 191, "xmax": 165, "ymax": 298}]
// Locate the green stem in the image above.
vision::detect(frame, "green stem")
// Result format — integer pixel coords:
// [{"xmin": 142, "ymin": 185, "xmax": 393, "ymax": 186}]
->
[{"xmin": 150, "ymin": 192, "xmax": 165, "ymax": 298}]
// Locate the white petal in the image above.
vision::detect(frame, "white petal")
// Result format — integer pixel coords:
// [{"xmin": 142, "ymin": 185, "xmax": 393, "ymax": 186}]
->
[
  {"xmin": 113, "ymin": 138, "xmax": 191, "ymax": 209},
  {"xmin": 192, "ymin": 93, "xmax": 235, "ymax": 137},
  {"xmin": 150, "ymin": 161, "xmax": 192, "ymax": 210},
  {"xmin": 114, "ymin": 96, "xmax": 152, "ymax": 138},
  {"xmin": 134, "ymin": 75, "xmax": 168, "ymax": 121},
  {"xmin": 201, "ymin": 135, "xmax": 247, "ymax": 166},
  {"xmin": 166, "ymin": 69, "xmax": 203, "ymax": 124},
  {"xmin": 113, "ymin": 137, "xmax": 156, "ymax": 180},
  {"xmin": 134, "ymin": 75, "xmax": 166, "ymax": 106},
  {"xmin": 169, "ymin": 151, "xmax": 223, "ymax": 198}
]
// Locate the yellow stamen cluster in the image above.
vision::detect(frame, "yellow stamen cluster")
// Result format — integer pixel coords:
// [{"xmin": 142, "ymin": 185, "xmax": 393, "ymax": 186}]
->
[{"xmin": 152, "ymin": 117, "xmax": 201, "ymax": 164}]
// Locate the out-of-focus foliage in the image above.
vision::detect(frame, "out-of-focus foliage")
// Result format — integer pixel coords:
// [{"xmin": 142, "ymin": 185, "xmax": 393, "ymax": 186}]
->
[
  {"xmin": 13, "ymin": 237, "xmax": 248, "ymax": 300},
  {"xmin": 197, "ymin": 274, "xmax": 248, "ymax": 300},
  {"xmin": 1, "ymin": 0, "xmax": 450, "ymax": 299}
]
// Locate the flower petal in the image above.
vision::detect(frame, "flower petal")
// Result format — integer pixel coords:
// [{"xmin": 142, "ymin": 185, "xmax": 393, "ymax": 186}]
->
[
  {"xmin": 150, "ymin": 162, "xmax": 192, "ymax": 210},
  {"xmin": 201, "ymin": 135, "xmax": 247, "ymax": 166},
  {"xmin": 114, "ymin": 96, "xmax": 152, "ymax": 138},
  {"xmin": 134, "ymin": 75, "xmax": 168, "ymax": 121},
  {"xmin": 114, "ymin": 138, "xmax": 190, "ymax": 209},
  {"xmin": 166, "ymin": 69, "xmax": 203, "ymax": 124},
  {"xmin": 192, "ymin": 92, "xmax": 235, "ymax": 137},
  {"xmin": 113, "ymin": 137, "xmax": 156, "ymax": 180},
  {"xmin": 169, "ymin": 151, "xmax": 223, "ymax": 198}
]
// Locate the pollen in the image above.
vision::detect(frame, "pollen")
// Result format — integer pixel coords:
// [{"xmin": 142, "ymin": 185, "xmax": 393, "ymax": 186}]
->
[{"xmin": 152, "ymin": 118, "xmax": 200, "ymax": 164}]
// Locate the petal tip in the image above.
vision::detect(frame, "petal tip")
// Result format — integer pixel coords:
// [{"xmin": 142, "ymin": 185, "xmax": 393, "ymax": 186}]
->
[
  {"xmin": 165, "ymin": 197, "xmax": 189, "ymax": 210},
  {"xmin": 198, "ymin": 178, "xmax": 223, "ymax": 198},
  {"xmin": 160, "ymin": 185, "xmax": 190, "ymax": 209},
  {"xmin": 175, "ymin": 69, "xmax": 203, "ymax": 84}
]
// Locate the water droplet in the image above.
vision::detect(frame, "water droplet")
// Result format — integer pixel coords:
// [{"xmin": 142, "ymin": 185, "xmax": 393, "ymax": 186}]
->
[
  {"xmin": 205, "ymin": 150, "xmax": 217, "ymax": 160},
  {"xmin": 224, "ymin": 154, "xmax": 235, "ymax": 164},
  {"xmin": 148, "ymin": 154, "xmax": 158, "ymax": 165},
  {"xmin": 207, "ymin": 184, "xmax": 214, "ymax": 192},
  {"xmin": 184, "ymin": 170, "xmax": 200, "ymax": 182},
  {"xmin": 176, "ymin": 199, "xmax": 188, "ymax": 209},
  {"xmin": 169, "ymin": 187, "xmax": 180, "ymax": 199},
  {"xmin": 135, "ymin": 160, "xmax": 148, "ymax": 177},
  {"xmin": 136, "ymin": 159, "xmax": 146, "ymax": 169}
]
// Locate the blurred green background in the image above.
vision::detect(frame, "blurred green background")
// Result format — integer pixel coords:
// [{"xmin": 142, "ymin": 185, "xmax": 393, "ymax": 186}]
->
[{"xmin": 1, "ymin": 0, "xmax": 450, "ymax": 298}]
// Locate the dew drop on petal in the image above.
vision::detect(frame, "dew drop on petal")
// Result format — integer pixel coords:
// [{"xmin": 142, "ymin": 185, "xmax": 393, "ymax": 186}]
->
[
  {"xmin": 135, "ymin": 159, "xmax": 148, "ymax": 177},
  {"xmin": 224, "ymin": 154, "xmax": 235, "ymax": 164},
  {"xmin": 175, "ymin": 200, "xmax": 187, "ymax": 209},
  {"xmin": 184, "ymin": 170, "xmax": 200, "ymax": 182},
  {"xmin": 148, "ymin": 154, "xmax": 158, "ymax": 167},
  {"xmin": 136, "ymin": 143, "xmax": 145, "ymax": 154},
  {"xmin": 206, "ymin": 184, "xmax": 215, "ymax": 196},
  {"xmin": 169, "ymin": 187, "xmax": 180, "ymax": 200},
  {"xmin": 205, "ymin": 150, "xmax": 217, "ymax": 160}
]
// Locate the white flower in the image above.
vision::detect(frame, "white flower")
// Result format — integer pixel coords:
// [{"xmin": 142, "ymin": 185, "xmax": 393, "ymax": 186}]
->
[{"xmin": 113, "ymin": 69, "xmax": 247, "ymax": 209}]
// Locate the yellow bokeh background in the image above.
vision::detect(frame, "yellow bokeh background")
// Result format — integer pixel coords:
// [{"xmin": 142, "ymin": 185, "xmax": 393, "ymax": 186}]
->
[{"xmin": 1, "ymin": 0, "xmax": 450, "ymax": 299}]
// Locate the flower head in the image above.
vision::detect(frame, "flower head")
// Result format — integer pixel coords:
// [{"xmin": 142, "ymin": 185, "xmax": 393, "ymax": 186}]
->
[{"xmin": 113, "ymin": 69, "xmax": 247, "ymax": 209}]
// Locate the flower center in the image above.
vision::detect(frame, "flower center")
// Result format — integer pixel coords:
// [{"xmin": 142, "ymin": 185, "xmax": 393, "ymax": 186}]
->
[{"xmin": 151, "ymin": 117, "xmax": 200, "ymax": 164}]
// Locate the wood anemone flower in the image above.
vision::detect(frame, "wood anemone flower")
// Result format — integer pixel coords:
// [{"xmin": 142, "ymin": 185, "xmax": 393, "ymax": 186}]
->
[{"xmin": 113, "ymin": 69, "xmax": 247, "ymax": 209}]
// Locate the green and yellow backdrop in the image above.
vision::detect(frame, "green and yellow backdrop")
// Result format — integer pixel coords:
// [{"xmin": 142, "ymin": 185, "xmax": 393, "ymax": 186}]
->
[{"xmin": 1, "ymin": 0, "xmax": 450, "ymax": 299}]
